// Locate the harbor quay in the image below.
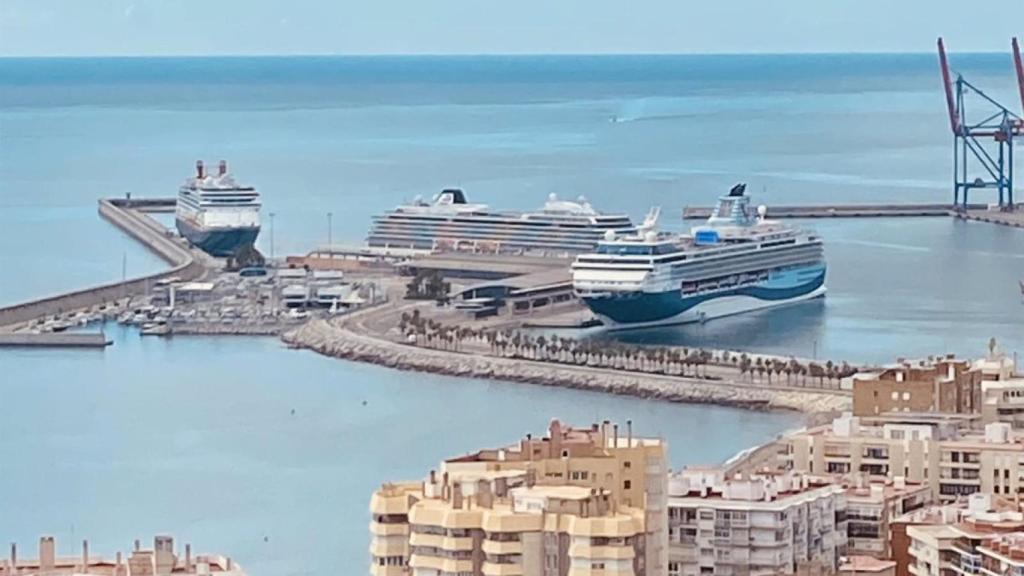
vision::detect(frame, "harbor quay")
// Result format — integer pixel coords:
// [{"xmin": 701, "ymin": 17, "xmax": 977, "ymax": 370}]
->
[{"xmin": 0, "ymin": 535, "xmax": 244, "ymax": 576}]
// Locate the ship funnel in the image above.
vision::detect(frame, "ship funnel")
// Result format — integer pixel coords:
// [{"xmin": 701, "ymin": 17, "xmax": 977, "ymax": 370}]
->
[
  {"xmin": 639, "ymin": 206, "xmax": 661, "ymax": 233},
  {"xmin": 218, "ymin": 160, "xmax": 227, "ymax": 176},
  {"xmin": 195, "ymin": 160, "xmax": 205, "ymax": 179}
]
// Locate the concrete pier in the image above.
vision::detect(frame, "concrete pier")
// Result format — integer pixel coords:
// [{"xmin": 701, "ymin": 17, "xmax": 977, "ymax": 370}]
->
[
  {"xmin": 0, "ymin": 198, "xmax": 205, "ymax": 330},
  {"xmin": 682, "ymin": 203, "xmax": 986, "ymax": 219},
  {"xmin": 957, "ymin": 208, "xmax": 1024, "ymax": 228},
  {"xmin": 0, "ymin": 332, "xmax": 111, "ymax": 348}
]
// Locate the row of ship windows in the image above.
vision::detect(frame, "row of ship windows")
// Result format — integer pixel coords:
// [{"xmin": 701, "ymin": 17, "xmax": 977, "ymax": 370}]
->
[
  {"xmin": 380, "ymin": 215, "xmax": 632, "ymax": 228},
  {"xmin": 579, "ymin": 240, "xmax": 820, "ymax": 266}
]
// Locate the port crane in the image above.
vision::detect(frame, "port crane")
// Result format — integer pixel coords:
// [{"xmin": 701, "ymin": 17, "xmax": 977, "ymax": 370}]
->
[{"xmin": 938, "ymin": 38, "xmax": 1024, "ymax": 210}]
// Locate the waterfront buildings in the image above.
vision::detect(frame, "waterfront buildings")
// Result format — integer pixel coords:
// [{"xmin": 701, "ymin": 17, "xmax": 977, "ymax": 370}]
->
[
  {"xmin": 369, "ymin": 419, "xmax": 668, "ymax": 576},
  {"xmin": 0, "ymin": 536, "xmax": 244, "ymax": 576},
  {"xmin": 783, "ymin": 414, "xmax": 1024, "ymax": 502},
  {"xmin": 666, "ymin": 467, "xmax": 847, "ymax": 576},
  {"xmin": 851, "ymin": 357, "xmax": 982, "ymax": 417}
]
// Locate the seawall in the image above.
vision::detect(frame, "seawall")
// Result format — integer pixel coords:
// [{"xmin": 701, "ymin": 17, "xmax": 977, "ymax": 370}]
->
[
  {"xmin": 282, "ymin": 318, "xmax": 851, "ymax": 414},
  {"xmin": 0, "ymin": 199, "xmax": 205, "ymax": 330},
  {"xmin": 0, "ymin": 332, "xmax": 112, "ymax": 348}
]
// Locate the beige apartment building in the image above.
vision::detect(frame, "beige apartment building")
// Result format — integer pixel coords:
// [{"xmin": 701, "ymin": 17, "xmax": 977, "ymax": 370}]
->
[
  {"xmin": 666, "ymin": 468, "xmax": 847, "ymax": 576},
  {"xmin": 0, "ymin": 536, "xmax": 244, "ymax": 576},
  {"xmin": 783, "ymin": 414, "xmax": 1024, "ymax": 502},
  {"xmin": 369, "ymin": 419, "xmax": 668, "ymax": 576}
]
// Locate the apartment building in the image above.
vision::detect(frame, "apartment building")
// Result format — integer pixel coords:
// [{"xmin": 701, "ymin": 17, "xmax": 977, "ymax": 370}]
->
[
  {"xmin": 852, "ymin": 356, "xmax": 982, "ymax": 418},
  {"xmin": 906, "ymin": 494, "xmax": 1024, "ymax": 576},
  {"xmin": 665, "ymin": 468, "xmax": 847, "ymax": 576},
  {"xmin": 977, "ymin": 533, "xmax": 1024, "ymax": 576},
  {"xmin": 783, "ymin": 414, "xmax": 1024, "ymax": 503},
  {"xmin": 369, "ymin": 419, "xmax": 668, "ymax": 576},
  {"xmin": 982, "ymin": 379, "xmax": 1024, "ymax": 429},
  {"xmin": 845, "ymin": 479, "xmax": 931, "ymax": 558},
  {"xmin": 0, "ymin": 536, "xmax": 244, "ymax": 576}
]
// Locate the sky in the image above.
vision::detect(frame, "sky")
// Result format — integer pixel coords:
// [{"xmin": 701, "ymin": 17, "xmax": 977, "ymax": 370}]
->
[{"xmin": 1, "ymin": 0, "xmax": 1023, "ymax": 57}]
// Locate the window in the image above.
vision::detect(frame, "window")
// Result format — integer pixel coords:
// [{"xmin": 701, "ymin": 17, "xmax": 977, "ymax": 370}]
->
[
  {"xmin": 624, "ymin": 461, "xmax": 631, "ymax": 469},
  {"xmin": 624, "ymin": 480, "xmax": 632, "ymax": 489}
]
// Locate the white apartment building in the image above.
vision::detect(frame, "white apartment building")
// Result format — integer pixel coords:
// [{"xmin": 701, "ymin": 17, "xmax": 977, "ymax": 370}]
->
[{"xmin": 666, "ymin": 468, "xmax": 847, "ymax": 576}]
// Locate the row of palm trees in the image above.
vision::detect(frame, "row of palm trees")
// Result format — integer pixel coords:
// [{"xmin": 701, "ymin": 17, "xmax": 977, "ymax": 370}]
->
[{"xmin": 397, "ymin": 310, "xmax": 857, "ymax": 389}]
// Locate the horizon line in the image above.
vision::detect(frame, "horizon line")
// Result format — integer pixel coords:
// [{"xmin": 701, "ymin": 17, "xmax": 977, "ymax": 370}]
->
[{"xmin": 0, "ymin": 48, "xmax": 1012, "ymax": 60}]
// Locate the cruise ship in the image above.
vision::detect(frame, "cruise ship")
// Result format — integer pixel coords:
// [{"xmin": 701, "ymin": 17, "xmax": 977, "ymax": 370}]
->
[
  {"xmin": 366, "ymin": 189, "xmax": 634, "ymax": 254},
  {"xmin": 176, "ymin": 160, "xmax": 261, "ymax": 257},
  {"xmin": 572, "ymin": 184, "xmax": 826, "ymax": 329}
]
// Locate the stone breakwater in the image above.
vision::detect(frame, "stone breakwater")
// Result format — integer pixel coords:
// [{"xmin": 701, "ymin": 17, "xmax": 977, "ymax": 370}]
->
[{"xmin": 282, "ymin": 319, "xmax": 851, "ymax": 414}]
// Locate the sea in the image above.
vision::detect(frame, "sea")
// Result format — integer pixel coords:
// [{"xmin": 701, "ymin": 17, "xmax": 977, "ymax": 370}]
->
[{"xmin": 1, "ymin": 54, "xmax": 1023, "ymax": 573}]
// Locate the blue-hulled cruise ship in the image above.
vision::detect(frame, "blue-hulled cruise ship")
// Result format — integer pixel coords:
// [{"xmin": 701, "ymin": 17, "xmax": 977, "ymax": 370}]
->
[
  {"xmin": 175, "ymin": 160, "xmax": 261, "ymax": 258},
  {"xmin": 572, "ymin": 184, "xmax": 826, "ymax": 329}
]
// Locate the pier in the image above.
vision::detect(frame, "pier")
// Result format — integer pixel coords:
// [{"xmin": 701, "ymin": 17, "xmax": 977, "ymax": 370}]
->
[
  {"xmin": 956, "ymin": 208, "xmax": 1024, "ymax": 228},
  {"xmin": 0, "ymin": 332, "xmax": 112, "ymax": 348},
  {"xmin": 0, "ymin": 198, "xmax": 206, "ymax": 330},
  {"xmin": 682, "ymin": 203, "xmax": 986, "ymax": 219}
]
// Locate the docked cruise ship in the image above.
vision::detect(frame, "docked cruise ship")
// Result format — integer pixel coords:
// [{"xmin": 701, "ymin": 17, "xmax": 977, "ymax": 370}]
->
[
  {"xmin": 176, "ymin": 160, "xmax": 261, "ymax": 257},
  {"xmin": 366, "ymin": 189, "xmax": 634, "ymax": 254},
  {"xmin": 572, "ymin": 184, "xmax": 826, "ymax": 328}
]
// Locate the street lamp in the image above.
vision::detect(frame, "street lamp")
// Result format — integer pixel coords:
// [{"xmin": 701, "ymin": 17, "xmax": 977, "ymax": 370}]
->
[
  {"xmin": 268, "ymin": 212, "xmax": 276, "ymax": 264},
  {"xmin": 327, "ymin": 211, "xmax": 333, "ymax": 250}
]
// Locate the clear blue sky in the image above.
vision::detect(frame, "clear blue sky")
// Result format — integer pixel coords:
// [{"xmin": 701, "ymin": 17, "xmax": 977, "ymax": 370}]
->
[{"xmin": 2, "ymin": 0, "xmax": 1022, "ymax": 57}]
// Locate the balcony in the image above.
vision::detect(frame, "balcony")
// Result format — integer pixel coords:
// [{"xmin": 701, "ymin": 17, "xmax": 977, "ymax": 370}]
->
[
  {"xmin": 483, "ymin": 562, "xmax": 525, "ymax": 576},
  {"xmin": 409, "ymin": 554, "xmax": 474, "ymax": 573},
  {"xmin": 482, "ymin": 540, "xmax": 523, "ymax": 556},
  {"xmin": 370, "ymin": 521, "xmax": 410, "ymax": 537},
  {"xmin": 568, "ymin": 543, "xmax": 636, "ymax": 560},
  {"xmin": 369, "ymin": 564, "xmax": 406, "ymax": 576},
  {"xmin": 408, "ymin": 532, "xmax": 473, "ymax": 551}
]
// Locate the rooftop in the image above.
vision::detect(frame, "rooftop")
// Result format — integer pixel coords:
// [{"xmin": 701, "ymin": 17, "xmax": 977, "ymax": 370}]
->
[{"xmin": 839, "ymin": 556, "xmax": 897, "ymax": 574}]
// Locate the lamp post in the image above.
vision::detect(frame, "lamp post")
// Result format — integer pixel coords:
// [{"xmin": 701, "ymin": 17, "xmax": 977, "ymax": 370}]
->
[
  {"xmin": 269, "ymin": 212, "xmax": 276, "ymax": 264},
  {"xmin": 327, "ymin": 211, "xmax": 333, "ymax": 251}
]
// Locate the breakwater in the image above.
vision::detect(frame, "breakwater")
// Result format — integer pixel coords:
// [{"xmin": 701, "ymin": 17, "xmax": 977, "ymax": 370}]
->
[
  {"xmin": 0, "ymin": 199, "xmax": 205, "ymax": 330},
  {"xmin": 282, "ymin": 318, "xmax": 851, "ymax": 414},
  {"xmin": 0, "ymin": 332, "xmax": 112, "ymax": 348},
  {"xmin": 682, "ymin": 203, "xmax": 985, "ymax": 219}
]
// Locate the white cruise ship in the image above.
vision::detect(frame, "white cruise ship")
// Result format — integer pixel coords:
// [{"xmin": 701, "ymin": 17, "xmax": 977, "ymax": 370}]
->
[
  {"xmin": 366, "ymin": 189, "xmax": 634, "ymax": 254},
  {"xmin": 572, "ymin": 184, "xmax": 826, "ymax": 328},
  {"xmin": 175, "ymin": 160, "xmax": 261, "ymax": 257}
]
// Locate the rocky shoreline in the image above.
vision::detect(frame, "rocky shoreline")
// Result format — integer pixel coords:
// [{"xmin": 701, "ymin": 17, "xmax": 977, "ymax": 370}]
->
[{"xmin": 282, "ymin": 318, "xmax": 852, "ymax": 415}]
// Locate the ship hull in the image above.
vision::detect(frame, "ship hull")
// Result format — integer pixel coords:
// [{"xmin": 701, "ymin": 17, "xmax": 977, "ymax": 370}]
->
[
  {"xmin": 582, "ymin": 265, "xmax": 826, "ymax": 330},
  {"xmin": 176, "ymin": 218, "xmax": 260, "ymax": 257}
]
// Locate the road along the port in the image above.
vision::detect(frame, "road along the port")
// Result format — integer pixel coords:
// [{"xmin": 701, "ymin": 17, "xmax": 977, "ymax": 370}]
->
[{"xmin": 0, "ymin": 199, "xmax": 208, "ymax": 331}]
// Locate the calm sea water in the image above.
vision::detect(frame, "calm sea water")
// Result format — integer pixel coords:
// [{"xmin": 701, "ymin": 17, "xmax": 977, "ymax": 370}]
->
[
  {"xmin": 0, "ymin": 327, "xmax": 797, "ymax": 574},
  {"xmin": 2, "ymin": 55, "xmax": 1024, "ymax": 573}
]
